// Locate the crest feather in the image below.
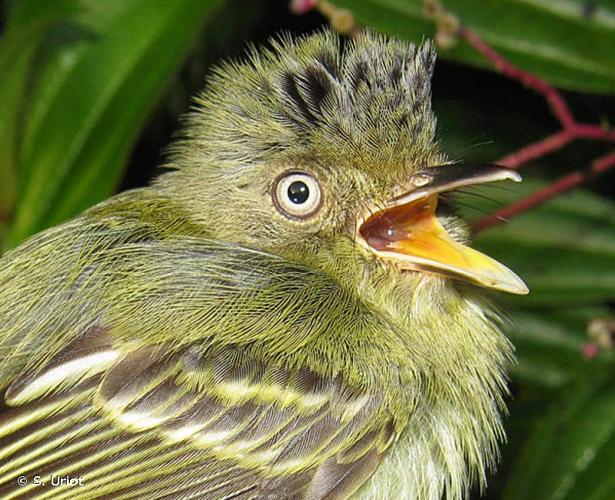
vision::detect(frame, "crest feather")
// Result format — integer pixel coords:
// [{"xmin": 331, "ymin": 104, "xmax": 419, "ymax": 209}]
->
[{"xmin": 177, "ymin": 29, "xmax": 437, "ymax": 167}]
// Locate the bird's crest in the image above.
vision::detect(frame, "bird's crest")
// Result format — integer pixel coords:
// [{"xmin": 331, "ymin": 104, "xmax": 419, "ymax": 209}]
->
[{"xmin": 179, "ymin": 30, "xmax": 437, "ymax": 167}]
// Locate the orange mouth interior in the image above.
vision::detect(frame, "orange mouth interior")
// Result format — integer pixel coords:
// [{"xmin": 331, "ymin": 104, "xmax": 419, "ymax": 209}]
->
[{"xmin": 359, "ymin": 195, "xmax": 528, "ymax": 294}]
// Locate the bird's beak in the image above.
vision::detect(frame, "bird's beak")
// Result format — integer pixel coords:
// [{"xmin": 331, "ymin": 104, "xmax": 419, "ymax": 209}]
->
[{"xmin": 357, "ymin": 164, "xmax": 529, "ymax": 295}]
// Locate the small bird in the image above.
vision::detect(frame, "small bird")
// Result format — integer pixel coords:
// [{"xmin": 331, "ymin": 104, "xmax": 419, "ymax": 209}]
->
[{"xmin": 0, "ymin": 30, "xmax": 527, "ymax": 499}]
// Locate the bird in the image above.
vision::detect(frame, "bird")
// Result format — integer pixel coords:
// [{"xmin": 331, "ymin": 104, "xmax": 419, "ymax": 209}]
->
[{"xmin": 0, "ymin": 29, "xmax": 528, "ymax": 499}]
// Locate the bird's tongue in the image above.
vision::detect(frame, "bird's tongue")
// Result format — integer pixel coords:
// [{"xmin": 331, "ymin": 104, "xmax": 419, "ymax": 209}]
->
[{"xmin": 360, "ymin": 195, "xmax": 528, "ymax": 295}]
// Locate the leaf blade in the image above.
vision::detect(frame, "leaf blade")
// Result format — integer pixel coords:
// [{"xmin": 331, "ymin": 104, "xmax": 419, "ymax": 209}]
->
[{"xmin": 3, "ymin": 0, "xmax": 222, "ymax": 250}]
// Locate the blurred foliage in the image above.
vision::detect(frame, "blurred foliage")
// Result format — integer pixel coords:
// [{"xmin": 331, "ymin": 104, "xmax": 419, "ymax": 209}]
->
[
  {"xmin": 1, "ymin": 0, "xmax": 614, "ymax": 499},
  {"xmin": 0, "ymin": 0, "xmax": 221, "ymax": 249},
  {"xmin": 332, "ymin": 0, "xmax": 615, "ymax": 94}
]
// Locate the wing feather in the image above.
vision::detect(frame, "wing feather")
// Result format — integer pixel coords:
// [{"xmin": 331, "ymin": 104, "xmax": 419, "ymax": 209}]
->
[
  {"xmin": 0, "ymin": 201, "xmax": 407, "ymax": 498},
  {"xmin": 0, "ymin": 340, "xmax": 395, "ymax": 499}
]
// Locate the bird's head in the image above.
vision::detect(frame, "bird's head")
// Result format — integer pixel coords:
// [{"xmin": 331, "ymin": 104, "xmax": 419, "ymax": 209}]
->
[{"xmin": 161, "ymin": 29, "xmax": 527, "ymax": 297}]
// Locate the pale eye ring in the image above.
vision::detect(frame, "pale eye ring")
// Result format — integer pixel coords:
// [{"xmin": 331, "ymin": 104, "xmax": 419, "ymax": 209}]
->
[{"xmin": 273, "ymin": 172, "xmax": 322, "ymax": 220}]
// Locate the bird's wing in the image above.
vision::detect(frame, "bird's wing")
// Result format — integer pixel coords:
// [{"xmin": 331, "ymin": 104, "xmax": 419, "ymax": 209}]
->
[
  {"xmin": 0, "ymin": 203, "xmax": 401, "ymax": 499},
  {"xmin": 0, "ymin": 329, "xmax": 393, "ymax": 499}
]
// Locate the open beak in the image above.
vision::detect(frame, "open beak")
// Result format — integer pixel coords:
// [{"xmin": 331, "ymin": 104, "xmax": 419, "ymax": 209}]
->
[{"xmin": 357, "ymin": 164, "xmax": 529, "ymax": 295}]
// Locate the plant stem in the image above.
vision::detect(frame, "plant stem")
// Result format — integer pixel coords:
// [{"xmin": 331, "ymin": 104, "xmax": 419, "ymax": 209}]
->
[
  {"xmin": 455, "ymin": 25, "xmax": 615, "ymax": 229},
  {"xmin": 473, "ymin": 150, "xmax": 615, "ymax": 231},
  {"xmin": 459, "ymin": 27, "xmax": 576, "ymax": 128}
]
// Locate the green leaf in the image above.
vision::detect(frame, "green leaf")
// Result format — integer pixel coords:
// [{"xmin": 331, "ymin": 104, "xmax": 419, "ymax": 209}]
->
[
  {"xmin": 1, "ymin": 0, "xmax": 222, "ymax": 251},
  {"xmin": 503, "ymin": 375, "xmax": 615, "ymax": 500},
  {"xmin": 331, "ymin": 0, "xmax": 615, "ymax": 93},
  {"xmin": 0, "ymin": 0, "xmax": 83, "ymax": 241},
  {"xmin": 506, "ymin": 306, "xmax": 614, "ymax": 389}
]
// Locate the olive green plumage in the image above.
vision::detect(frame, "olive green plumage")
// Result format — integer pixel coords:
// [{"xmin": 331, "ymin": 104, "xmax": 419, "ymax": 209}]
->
[{"xmin": 0, "ymin": 30, "xmax": 513, "ymax": 499}]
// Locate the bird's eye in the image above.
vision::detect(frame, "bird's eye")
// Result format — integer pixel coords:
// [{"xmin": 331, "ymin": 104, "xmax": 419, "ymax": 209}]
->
[{"xmin": 273, "ymin": 172, "xmax": 322, "ymax": 220}]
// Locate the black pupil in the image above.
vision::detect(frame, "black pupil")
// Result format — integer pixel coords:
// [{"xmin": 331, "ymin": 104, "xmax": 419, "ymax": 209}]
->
[{"xmin": 287, "ymin": 181, "xmax": 310, "ymax": 204}]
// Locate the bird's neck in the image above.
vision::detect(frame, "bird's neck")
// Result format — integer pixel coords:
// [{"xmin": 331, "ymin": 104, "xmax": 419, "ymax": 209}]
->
[{"xmin": 313, "ymin": 239, "xmax": 513, "ymax": 498}]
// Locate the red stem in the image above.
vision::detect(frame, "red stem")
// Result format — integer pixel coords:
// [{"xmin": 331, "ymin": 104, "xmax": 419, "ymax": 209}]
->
[
  {"xmin": 457, "ymin": 26, "xmax": 615, "ymax": 231},
  {"xmin": 473, "ymin": 150, "xmax": 615, "ymax": 231},
  {"xmin": 499, "ymin": 126, "xmax": 615, "ymax": 169},
  {"xmin": 459, "ymin": 27, "xmax": 576, "ymax": 128},
  {"xmin": 289, "ymin": 0, "xmax": 317, "ymax": 15},
  {"xmin": 498, "ymin": 130, "xmax": 573, "ymax": 169}
]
